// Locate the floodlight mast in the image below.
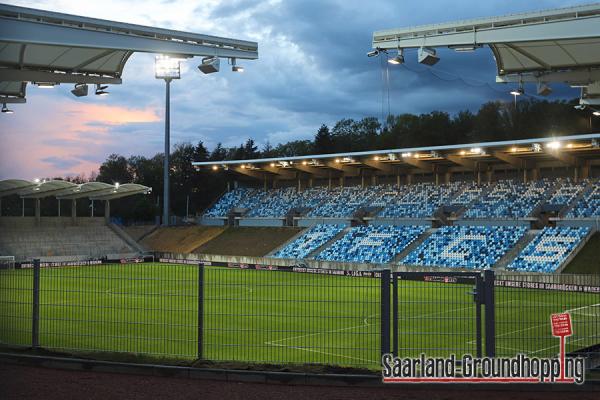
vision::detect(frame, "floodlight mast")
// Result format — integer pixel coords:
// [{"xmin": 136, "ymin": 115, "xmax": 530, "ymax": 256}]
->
[{"xmin": 154, "ymin": 55, "xmax": 181, "ymax": 226}]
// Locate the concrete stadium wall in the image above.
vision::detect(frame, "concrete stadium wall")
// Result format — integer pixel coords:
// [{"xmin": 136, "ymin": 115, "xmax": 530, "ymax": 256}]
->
[
  {"xmin": 0, "ymin": 216, "xmax": 106, "ymax": 227},
  {"xmin": 296, "ymin": 218, "xmax": 352, "ymax": 227},
  {"xmin": 199, "ymin": 217, "xmax": 226, "ymax": 226},
  {"xmin": 369, "ymin": 218, "xmax": 433, "ymax": 227},
  {"xmin": 238, "ymin": 218, "xmax": 285, "ymax": 227}
]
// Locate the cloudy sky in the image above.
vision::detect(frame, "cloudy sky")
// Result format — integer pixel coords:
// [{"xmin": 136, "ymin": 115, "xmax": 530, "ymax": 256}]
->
[{"xmin": 0, "ymin": 0, "xmax": 587, "ymax": 180}]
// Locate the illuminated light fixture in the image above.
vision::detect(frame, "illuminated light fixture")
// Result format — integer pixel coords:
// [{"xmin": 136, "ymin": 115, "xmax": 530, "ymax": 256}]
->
[
  {"xmin": 342, "ymin": 157, "xmax": 353, "ymax": 163},
  {"xmin": 470, "ymin": 147, "xmax": 482, "ymax": 154},
  {"xmin": 546, "ymin": 141, "xmax": 561, "ymax": 150},
  {"xmin": 566, "ymin": 143, "xmax": 573, "ymax": 149},
  {"xmin": 401, "ymin": 152, "xmax": 411, "ymax": 158},
  {"xmin": 230, "ymin": 58, "xmax": 244, "ymax": 72},
  {"xmin": 536, "ymin": 82, "xmax": 552, "ymax": 96},
  {"xmin": 510, "ymin": 147, "xmax": 517, "ymax": 152},
  {"xmin": 1, "ymin": 103, "xmax": 13, "ymax": 114},
  {"xmin": 198, "ymin": 56, "xmax": 220, "ymax": 74},
  {"xmin": 388, "ymin": 49, "xmax": 404, "ymax": 65},
  {"xmin": 459, "ymin": 150, "xmax": 466, "ymax": 156},
  {"xmin": 335, "ymin": 159, "xmax": 340, "ymax": 163},
  {"xmin": 71, "ymin": 83, "xmax": 89, "ymax": 97},
  {"xmin": 115, "ymin": 182, "xmax": 120, "ymax": 189},
  {"xmin": 154, "ymin": 55, "xmax": 181, "ymax": 79},
  {"xmin": 33, "ymin": 178, "xmax": 40, "ymax": 183},
  {"xmin": 212, "ymin": 165, "xmax": 218, "ymax": 171},
  {"xmin": 418, "ymin": 47, "xmax": 439, "ymax": 66},
  {"xmin": 532, "ymin": 143, "xmax": 542, "ymax": 152},
  {"xmin": 302, "ymin": 160, "xmax": 308, "ymax": 165},
  {"xmin": 270, "ymin": 163, "xmax": 275, "ymax": 167},
  {"xmin": 593, "ymin": 111, "xmax": 600, "ymax": 116},
  {"xmin": 413, "ymin": 154, "xmax": 420, "ymax": 159},
  {"xmin": 510, "ymin": 83, "xmax": 524, "ymax": 96},
  {"xmin": 451, "ymin": 45, "xmax": 480, "ymax": 52},
  {"xmin": 430, "ymin": 151, "xmax": 440, "ymax": 158},
  {"xmin": 35, "ymin": 82, "xmax": 57, "ymax": 89},
  {"xmin": 95, "ymin": 84, "xmax": 109, "ymax": 96},
  {"xmin": 373, "ymin": 156, "xmax": 380, "ymax": 161},
  {"xmin": 241, "ymin": 164, "xmax": 246, "ymax": 169}
]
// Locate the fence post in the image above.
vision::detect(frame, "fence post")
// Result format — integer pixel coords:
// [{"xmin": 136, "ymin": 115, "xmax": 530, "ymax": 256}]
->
[
  {"xmin": 380, "ymin": 269, "xmax": 391, "ymax": 358},
  {"xmin": 392, "ymin": 272, "xmax": 398, "ymax": 357},
  {"xmin": 197, "ymin": 263, "xmax": 204, "ymax": 359},
  {"xmin": 484, "ymin": 269, "xmax": 495, "ymax": 357},
  {"xmin": 32, "ymin": 258, "xmax": 40, "ymax": 349}
]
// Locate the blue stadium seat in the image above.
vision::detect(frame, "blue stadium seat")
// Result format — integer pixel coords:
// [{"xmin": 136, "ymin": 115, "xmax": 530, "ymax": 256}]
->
[
  {"xmin": 314, "ymin": 225, "xmax": 426, "ymax": 264},
  {"xmin": 507, "ymin": 226, "xmax": 590, "ymax": 272},
  {"xmin": 464, "ymin": 180, "xmax": 552, "ymax": 219},
  {"xmin": 272, "ymin": 224, "xmax": 345, "ymax": 259},
  {"xmin": 566, "ymin": 180, "xmax": 600, "ymax": 218},
  {"xmin": 402, "ymin": 225, "xmax": 527, "ymax": 269},
  {"xmin": 377, "ymin": 182, "xmax": 463, "ymax": 218}
]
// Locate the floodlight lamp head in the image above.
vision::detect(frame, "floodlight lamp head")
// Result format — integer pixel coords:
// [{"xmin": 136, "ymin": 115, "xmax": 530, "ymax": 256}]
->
[
  {"xmin": 418, "ymin": 47, "xmax": 439, "ymax": 66},
  {"xmin": 230, "ymin": 58, "xmax": 244, "ymax": 72},
  {"xmin": 388, "ymin": 49, "xmax": 404, "ymax": 65},
  {"xmin": 154, "ymin": 55, "xmax": 181, "ymax": 80},
  {"xmin": 574, "ymin": 104, "xmax": 586, "ymax": 110},
  {"xmin": 198, "ymin": 56, "xmax": 220, "ymax": 74},
  {"xmin": 367, "ymin": 49, "xmax": 380, "ymax": 57},
  {"xmin": 95, "ymin": 84, "xmax": 109, "ymax": 96},
  {"xmin": 71, "ymin": 83, "xmax": 89, "ymax": 97},
  {"xmin": 1, "ymin": 103, "xmax": 13, "ymax": 114}
]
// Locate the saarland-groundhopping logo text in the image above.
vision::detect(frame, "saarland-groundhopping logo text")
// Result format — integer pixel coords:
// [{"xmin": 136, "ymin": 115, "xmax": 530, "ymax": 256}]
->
[{"xmin": 382, "ymin": 312, "xmax": 586, "ymax": 384}]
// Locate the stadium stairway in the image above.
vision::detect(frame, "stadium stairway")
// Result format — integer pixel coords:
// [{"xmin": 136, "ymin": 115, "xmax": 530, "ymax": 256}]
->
[
  {"xmin": 304, "ymin": 226, "xmax": 351, "ymax": 259},
  {"xmin": 494, "ymin": 230, "xmax": 539, "ymax": 270},
  {"xmin": 108, "ymin": 223, "xmax": 147, "ymax": 253},
  {"xmin": 393, "ymin": 228, "xmax": 436, "ymax": 264}
]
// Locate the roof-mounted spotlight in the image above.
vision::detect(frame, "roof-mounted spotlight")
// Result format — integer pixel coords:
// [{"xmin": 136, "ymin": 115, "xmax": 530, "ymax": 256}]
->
[
  {"xmin": 418, "ymin": 47, "xmax": 439, "ymax": 66},
  {"xmin": 1, "ymin": 103, "xmax": 13, "ymax": 114},
  {"xmin": 546, "ymin": 141, "xmax": 561, "ymax": 149},
  {"xmin": 95, "ymin": 84, "xmax": 109, "ymax": 96},
  {"xmin": 198, "ymin": 56, "xmax": 220, "ymax": 74},
  {"xmin": 35, "ymin": 82, "xmax": 57, "ymax": 89},
  {"xmin": 367, "ymin": 49, "xmax": 380, "ymax": 57},
  {"xmin": 450, "ymin": 45, "xmax": 481, "ymax": 52},
  {"xmin": 230, "ymin": 58, "xmax": 244, "ymax": 72},
  {"xmin": 212, "ymin": 165, "xmax": 218, "ymax": 171},
  {"xmin": 71, "ymin": 83, "xmax": 89, "ymax": 97},
  {"xmin": 510, "ymin": 82, "xmax": 524, "ymax": 96},
  {"xmin": 593, "ymin": 111, "xmax": 600, "ymax": 117},
  {"xmin": 536, "ymin": 82, "xmax": 552, "ymax": 96},
  {"xmin": 532, "ymin": 143, "xmax": 542, "ymax": 152},
  {"xmin": 115, "ymin": 182, "xmax": 120, "ymax": 189},
  {"xmin": 574, "ymin": 104, "xmax": 586, "ymax": 110},
  {"xmin": 388, "ymin": 49, "xmax": 404, "ymax": 65}
]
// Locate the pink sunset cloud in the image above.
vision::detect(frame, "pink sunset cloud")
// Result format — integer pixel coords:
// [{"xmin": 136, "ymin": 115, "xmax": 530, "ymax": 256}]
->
[{"xmin": 0, "ymin": 95, "xmax": 161, "ymax": 180}]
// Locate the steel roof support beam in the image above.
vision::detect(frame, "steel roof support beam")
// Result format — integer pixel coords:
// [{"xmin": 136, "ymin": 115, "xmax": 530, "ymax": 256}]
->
[
  {"xmin": 0, "ymin": 68, "xmax": 122, "ymax": 84},
  {"xmin": 0, "ymin": 96, "xmax": 26, "ymax": 103},
  {"xmin": 491, "ymin": 151, "xmax": 536, "ymax": 169},
  {"xmin": 1, "ymin": 18, "xmax": 258, "ymax": 60},
  {"xmin": 360, "ymin": 159, "xmax": 396, "ymax": 174}
]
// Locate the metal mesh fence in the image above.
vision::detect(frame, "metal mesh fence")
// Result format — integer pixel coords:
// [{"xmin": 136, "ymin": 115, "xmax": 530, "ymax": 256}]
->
[
  {"xmin": 393, "ymin": 272, "xmax": 481, "ymax": 358},
  {"xmin": 203, "ymin": 267, "xmax": 381, "ymax": 367},
  {"xmin": 0, "ymin": 266, "xmax": 32, "ymax": 347},
  {"xmin": 495, "ymin": 273, "xmax": 600, "ymax": 359}
]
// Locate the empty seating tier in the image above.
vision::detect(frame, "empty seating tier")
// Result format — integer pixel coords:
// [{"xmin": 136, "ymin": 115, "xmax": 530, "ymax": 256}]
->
[
  {"xmin": 272, "ymin": 224, "xmax": 345, "ymax": 259},
  {"xmin": 402, "ymin": 225, "xmax": 527, "ymax": 269},
  {"xmin": 314, "ymin": 225, "xmax": 426, "ymax": 264},
  {"xmin": 508, "ymin": 226, "xmax": 590, "ymax": 273}
]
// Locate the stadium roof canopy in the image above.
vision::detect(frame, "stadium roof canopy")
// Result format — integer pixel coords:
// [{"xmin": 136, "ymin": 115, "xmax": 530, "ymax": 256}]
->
[
  {"xmin": 372, "ymin": 3, "xmax": 600, "ymax": 105},
  {"xmin": 0, "ymin": 3, "xmax": 258, "ymax": 104},
  {"xmin": 0, "ymin": 179, "xmax": 151, "ymax": 200},
  {"xmin": 193, "ymin": 133, "xmax": 600, "ymax": 180}
]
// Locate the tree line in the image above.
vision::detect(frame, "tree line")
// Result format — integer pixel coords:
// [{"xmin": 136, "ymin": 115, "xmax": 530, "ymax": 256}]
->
[{"xmin": 6, "ymin": 98, "xmax": 595, "ymax": 221}]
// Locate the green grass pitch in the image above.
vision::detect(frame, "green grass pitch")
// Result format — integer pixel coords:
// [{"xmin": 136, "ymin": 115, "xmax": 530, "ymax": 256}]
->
[{"xmin": 0, "ymin": 263, "xmax": 598, "ymax": 369}]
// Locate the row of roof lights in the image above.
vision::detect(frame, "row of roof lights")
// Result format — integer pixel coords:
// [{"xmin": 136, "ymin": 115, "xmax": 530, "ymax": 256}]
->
[{"xmin": 207, "ymin": 140, "xmax": 597, "ymax": 170}]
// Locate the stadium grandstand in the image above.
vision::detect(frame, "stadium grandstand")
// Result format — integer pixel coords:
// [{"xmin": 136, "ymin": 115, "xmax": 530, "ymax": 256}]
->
[
  {"xmin": 190, "ymin": 133, "xmax": 600, "ymax": 273},
  {"xmin": 0, "ymin": 179, "xmax": 151, "ymax": 262}
]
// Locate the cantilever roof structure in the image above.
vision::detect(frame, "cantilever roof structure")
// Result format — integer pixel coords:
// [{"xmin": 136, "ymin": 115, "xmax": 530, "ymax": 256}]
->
[
  {"xmin": 0, "ymin": 3, "xmax": 259, "ymax": 104},
  {"xmin": 193, "ymin": 133, "xmax": 600, "ymax": 180},
  {"xmin": 0, "ymin": 179, "xmax": 151, "ymax": 200},
  {"xmin": 372, "ymin": 3, "xmax": 600, "ymax": 105}
]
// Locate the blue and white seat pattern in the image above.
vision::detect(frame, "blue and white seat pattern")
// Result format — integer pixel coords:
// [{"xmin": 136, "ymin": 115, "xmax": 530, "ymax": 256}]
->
[
  {"xmin": 272, "ymin": 224, "xmax": 345, "ymax": 259},
  {"xmin": 546, "ymin": 179, "xmax": 587, "ymax": 207},
  {"xmin": 402, "ymin": 225, "xmax": 527, "ymax": 269},
  {"xmin": 378, "ymin": 183, "xmax": 462, "ymax": 218},
  {"xmin": 314, "ymin": 225, "xmax": 426, "ymax": 264},
  {"xmin": 464, "ymin": 180, "xmax": 551, "ymax": 219},
  {"xmin": 204, "ymin": 188, "xmax": 258, "ymax": 217},
  {"xmin": 566, "ymin": 181, "xmax": 600, "ymax": 218},
  {"xmin": 508, "ymin": 227, "xmax": 590, "ymax": 272}
]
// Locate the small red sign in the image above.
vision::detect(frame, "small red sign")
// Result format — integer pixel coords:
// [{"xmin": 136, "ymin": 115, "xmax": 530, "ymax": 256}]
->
[{"xmin": 551, "ymin": 313, "xmax": 572, "ymax": 337}]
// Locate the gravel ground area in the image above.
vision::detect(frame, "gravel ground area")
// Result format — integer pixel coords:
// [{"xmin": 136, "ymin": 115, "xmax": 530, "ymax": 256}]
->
[{"xmin": 1, "ymin": 363, "xmax": 599, "ymax": 400}]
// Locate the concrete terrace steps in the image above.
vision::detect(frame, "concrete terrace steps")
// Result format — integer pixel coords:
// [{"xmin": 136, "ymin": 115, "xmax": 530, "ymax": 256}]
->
[
  {"xmin": 494, "ymin": 229, "xmax": 540, "ymax": 270},
  {"xmin": 393, "ymin": 227, "xmax": 436, "ymax": 264}
]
